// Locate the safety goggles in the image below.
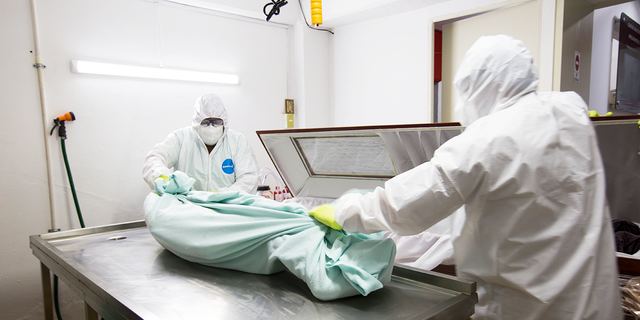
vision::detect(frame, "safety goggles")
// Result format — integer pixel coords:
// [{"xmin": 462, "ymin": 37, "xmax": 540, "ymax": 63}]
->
[{"xmin": 200, "ymin": 118, "xmax": 224, "ymax": 127}]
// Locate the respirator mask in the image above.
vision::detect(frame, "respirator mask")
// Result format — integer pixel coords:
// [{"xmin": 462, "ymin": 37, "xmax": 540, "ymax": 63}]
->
[{"xmin": 195, "ymin": 118, "xmax": 224, "ymax": 145}]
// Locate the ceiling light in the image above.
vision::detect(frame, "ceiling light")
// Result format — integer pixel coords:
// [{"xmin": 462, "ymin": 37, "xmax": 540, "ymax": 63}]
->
[{"xmin": 70, "ymin": 60, "xmax": 239, "ymax": 84}]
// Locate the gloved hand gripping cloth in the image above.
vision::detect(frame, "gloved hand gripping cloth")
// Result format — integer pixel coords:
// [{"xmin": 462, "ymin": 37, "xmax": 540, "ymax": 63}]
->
[{"xmin": 144, "ymin": 171, "xmax": 396, "ymax": 300}]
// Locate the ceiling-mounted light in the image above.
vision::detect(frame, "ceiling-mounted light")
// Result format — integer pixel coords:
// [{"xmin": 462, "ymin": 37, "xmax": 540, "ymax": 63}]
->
[{"xmin": 70, "ymin": 60, "xmax": 239, "ymax": 84}]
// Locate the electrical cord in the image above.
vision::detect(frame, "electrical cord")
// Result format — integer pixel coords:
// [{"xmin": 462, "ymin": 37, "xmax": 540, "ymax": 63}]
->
[
  {"xmin": 263, "ymin": 0, "xmax": 288, "ymax": 22},
  {"xmin": 263, "ymin": 0, "xmax": 333, "ymax": 34},
  {"xmin": 296, "ymin": 0, "xmax": 333, "ymax": 34}
]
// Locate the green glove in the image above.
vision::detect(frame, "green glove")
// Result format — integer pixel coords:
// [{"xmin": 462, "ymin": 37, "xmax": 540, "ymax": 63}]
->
[
  {"xmin": 308, "ymin": 204, "xmax": 342, "ymax": 231},
  {"xmin": 588, "ymin": 110, "xmax": 612, "ymax": 117}
]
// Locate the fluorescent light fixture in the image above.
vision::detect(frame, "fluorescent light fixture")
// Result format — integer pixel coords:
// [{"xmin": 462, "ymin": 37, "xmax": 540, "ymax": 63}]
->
[{"xmin": 70, "ymin": 60, "xmax": 239, "ymax": 84}]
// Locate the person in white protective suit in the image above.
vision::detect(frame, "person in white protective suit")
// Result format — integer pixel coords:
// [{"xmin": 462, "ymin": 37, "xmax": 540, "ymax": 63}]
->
[
  {"xmin": 142, "ymin": 93, "xmax": 260, "ymax": 193},
  {"xmin": 308, "ymin": 35, "xmax": 622, "ymax": 319}
]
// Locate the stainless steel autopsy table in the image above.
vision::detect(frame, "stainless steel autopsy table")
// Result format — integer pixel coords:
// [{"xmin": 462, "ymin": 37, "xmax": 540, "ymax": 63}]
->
[{"xmin": 31, "ymin": 220, "xmax": 477, "ymax": 320}]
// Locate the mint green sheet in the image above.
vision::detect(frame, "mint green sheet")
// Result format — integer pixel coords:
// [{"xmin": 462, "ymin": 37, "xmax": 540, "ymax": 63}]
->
[{"xmin": 143, "ymin": 171, "xmax": 396, "ymax": 300}]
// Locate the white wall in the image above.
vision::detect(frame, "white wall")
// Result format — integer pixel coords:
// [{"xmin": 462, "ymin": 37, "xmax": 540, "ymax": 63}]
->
[
  {"xmin": 34, "ymin": 0, "xmax": 292, "ymax": 227},
  {"xmin": 331, "ymin": 8, "xmax": 433, "ymax": 126},
  {"xmin": 330, "ymin": 0, "xmax": 557, "ymax": 127},
  {"xmin": 561, "ymin": 3, "xmax": 595, "ymax": 106},
  {"xmin": 0, "ymin": 0, "xmax": 329, "ymax": 318},
  {"xmin": 590, "ymin": 1, "xmax": 640, "ymax": 113},
  {"xmin": 0, "ymin": 1, "xmax": 52, "ymax": 319},
  {"xmin": 293, "ymin": 21, "xmax": 333, "ymax": 129}
]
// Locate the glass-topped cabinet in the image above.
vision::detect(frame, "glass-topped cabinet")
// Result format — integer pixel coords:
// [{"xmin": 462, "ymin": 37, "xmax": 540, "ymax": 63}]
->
[{"xmin": 257, "ymin": 122, "xmax": 463, "ymax": 199}]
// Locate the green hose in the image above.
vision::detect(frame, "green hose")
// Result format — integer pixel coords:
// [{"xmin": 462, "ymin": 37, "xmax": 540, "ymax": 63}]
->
[
  {"xmin": 61, "ymin": 138, "xmax": 85, "ymax": 228},
  {"xmin": 54, "ymin": 137, "xmax": 86, "ymax": 320},
  {"xmin": 54, "ymin": 276, "xmax": 63, "ymax": 320}
]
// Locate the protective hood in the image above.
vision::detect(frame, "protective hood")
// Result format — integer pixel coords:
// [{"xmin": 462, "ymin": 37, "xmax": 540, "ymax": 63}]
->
[
  {"xmin": 453, "ymin": 35, "xmax": 539, "ymax": 126},
  {"xmin": 192, "ymin": 93, "xmax": 229, "ymax": 128}
]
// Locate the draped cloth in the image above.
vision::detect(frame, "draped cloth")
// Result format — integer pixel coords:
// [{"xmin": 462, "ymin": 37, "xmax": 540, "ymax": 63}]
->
[{"xmin": 143, "ymin": 171, "xmax": 396, "ymax": 300}]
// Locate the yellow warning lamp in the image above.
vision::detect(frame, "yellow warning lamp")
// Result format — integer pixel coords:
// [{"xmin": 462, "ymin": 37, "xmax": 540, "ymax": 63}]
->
[{"xmin": 311, "ymin": 0, "xmax": 322, "ymax": 26}]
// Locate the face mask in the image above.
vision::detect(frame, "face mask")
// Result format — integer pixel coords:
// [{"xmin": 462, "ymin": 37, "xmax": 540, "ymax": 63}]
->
[{"xmin": 196, "ymin": 125, "xmax": 224, "ymax": 146}]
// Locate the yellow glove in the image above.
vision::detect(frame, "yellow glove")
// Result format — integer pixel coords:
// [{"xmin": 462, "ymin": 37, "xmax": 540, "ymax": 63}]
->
[
  {"xmin": 588, "ymin": 110, "xmax": 612, "ymax": 117},
  {"xmin": 308, "ymin": 204, "xmax": 342, "ymax": 231},
  {"xmin": 158, "ymin": 175, "xmax": 170, "ymax": 182}
]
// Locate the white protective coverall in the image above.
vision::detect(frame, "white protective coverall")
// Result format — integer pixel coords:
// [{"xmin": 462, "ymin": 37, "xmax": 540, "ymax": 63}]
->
[
  {"xmin": 332, "ymin": 35, "xmax": 622, "ymax": 319},
  {"xmin": 142, "ymin": 94, "xmax": 260, "ymax": 193}
]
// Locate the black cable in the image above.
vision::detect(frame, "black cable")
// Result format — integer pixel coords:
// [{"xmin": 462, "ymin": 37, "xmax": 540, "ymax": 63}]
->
[
  {"xmin": 263, "ymin": 0, "xmax": 288, "ymax": 22},
  {"xmin": 296, "ymin": 0, "xmax": 333, "ymax": 34},
  {"xmin": 263, "ymin": 0, "xmax": 333, "ymax": 34}
]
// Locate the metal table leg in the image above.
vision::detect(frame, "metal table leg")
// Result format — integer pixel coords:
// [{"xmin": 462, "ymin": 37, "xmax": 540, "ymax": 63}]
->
[
  {"xmin": 40, "ymin": 262, "xmax": 53, "ymax": 320},
  {"xmin": 85, "ymin": 302, "xmax": 99, "ymax": 320}
]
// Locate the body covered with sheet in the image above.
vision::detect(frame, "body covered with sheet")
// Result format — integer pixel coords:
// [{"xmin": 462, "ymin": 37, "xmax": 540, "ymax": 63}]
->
[{"xmin": 143, "ymin": 171, "xmax": 396, "ymax": 301}]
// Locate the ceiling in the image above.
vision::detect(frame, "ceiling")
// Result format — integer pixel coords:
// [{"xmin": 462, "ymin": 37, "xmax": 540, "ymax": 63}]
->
[{"xmin": 190, "ymin": 0, "xmax": 452, "ymax": 28}]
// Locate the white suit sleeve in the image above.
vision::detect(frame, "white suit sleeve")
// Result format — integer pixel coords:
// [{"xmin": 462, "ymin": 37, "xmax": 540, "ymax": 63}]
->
[
  {"xmin": 225, "ymin": 135, "xmax": 259, "ymax": 194},
  {"xmin": 333, "ymin": 130, "xmax": 488, "ymax": 236},
  {"xmin": 142, "ymin": 132, "xmax": 182, "ymax": 189},
  {"xmin": 334, "ymin": 161, "xmax": 465, "ymax": 236}
]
